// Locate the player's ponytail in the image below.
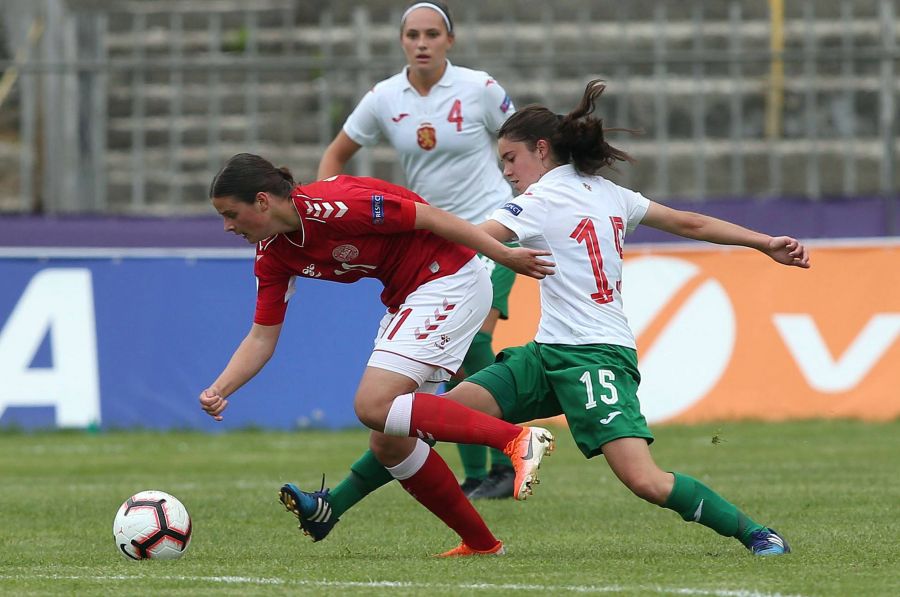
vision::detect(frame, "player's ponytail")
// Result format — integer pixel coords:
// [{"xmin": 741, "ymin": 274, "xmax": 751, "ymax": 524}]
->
[
  {"xmin": 557, "ymin": 80, "xmax": 636, "ymax": 174},
  {"xmin": 498, "ymin": 79, "xmax": 637, "ymax": 176},
  {"xmin": 209, "ymin": 153, "xmax": 295, "ymax": 204}
]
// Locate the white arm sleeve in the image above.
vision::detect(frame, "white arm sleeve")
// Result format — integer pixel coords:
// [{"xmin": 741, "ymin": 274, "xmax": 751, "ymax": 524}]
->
[
  {"xmin": 621, "ymin": 188, "xmax": 651, "ymax": 234},
  {"xmin": 342, "ymin": 89, "xmax": 383, "ymax": 147},
  {"xmin": 482, "ymin": 76, "xmax": 515, "ymax": 134},
  {"xmin": 488, "ymin": 191, "xmax": 548, "ymax": 243}
]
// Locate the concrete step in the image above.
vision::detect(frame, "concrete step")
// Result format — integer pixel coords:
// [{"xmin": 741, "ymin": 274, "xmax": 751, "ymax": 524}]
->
[
  {"xmin": 101, "ymin": 75, "xmax": 888, "ymax": 151},
  {"xmin": 96, "ymin": 137, "xmax": 895, "ymax": 212},
  {"xmin": 102, "ymin": 13, "xmax": 890, "ymax": 58}
]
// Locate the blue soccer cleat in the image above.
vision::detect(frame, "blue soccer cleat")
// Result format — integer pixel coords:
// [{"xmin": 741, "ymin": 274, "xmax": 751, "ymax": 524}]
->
[
  {"xmin": 278, "ymin": 478, "xmax": 338, "ymax": 542},
  {"xmin": 748, "ymin": 527, "xmax": 791, "ymax": 556}
]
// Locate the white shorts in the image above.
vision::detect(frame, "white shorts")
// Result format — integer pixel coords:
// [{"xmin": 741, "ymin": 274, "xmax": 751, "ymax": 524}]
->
[{"xmin": 367, "ymin": 256, "xmax": 491, "ymax": 387}]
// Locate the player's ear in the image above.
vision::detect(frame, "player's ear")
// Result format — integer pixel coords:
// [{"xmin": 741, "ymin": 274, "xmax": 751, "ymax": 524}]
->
[{"xmin": 255, "ymin": 191, "xmax": 269, "ymax": 211}]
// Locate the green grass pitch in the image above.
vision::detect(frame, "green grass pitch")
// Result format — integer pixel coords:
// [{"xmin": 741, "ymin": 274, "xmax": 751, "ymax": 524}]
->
[{"xmin": 1, "ymin": 420, "xmax": 898, "ymax": 596}]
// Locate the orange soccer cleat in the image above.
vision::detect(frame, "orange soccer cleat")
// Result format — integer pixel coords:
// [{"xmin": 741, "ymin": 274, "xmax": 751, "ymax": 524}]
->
[
  {"xmin": 435, "ymin": 540, "xmax": 506, "ymax": 557},
  {"xmin": 503, "ymin": 426, "xmax": 555, "ymax": 500}
]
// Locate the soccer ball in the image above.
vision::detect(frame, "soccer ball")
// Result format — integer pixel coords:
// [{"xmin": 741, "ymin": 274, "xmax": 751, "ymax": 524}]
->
[{"xmin": 113, "ymin": 490, "xmax": 192, "ymax": 560}]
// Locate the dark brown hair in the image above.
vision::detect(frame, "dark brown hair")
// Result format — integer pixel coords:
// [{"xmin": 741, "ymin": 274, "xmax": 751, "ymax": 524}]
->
[
  {"xmin": 209, "ymin": 153, "xmax": 295, "ymax": 204},
  {"xmin": 498, "ymin": 80, "xmax": 636, "ymax": 175}
]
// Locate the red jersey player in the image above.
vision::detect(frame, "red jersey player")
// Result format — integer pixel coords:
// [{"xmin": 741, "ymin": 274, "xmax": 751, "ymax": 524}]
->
[
  {"xmin": 199, "ymin": 153, "xmax": 556, "ymax": 556},
  {"xmin": 253, "ymin": 173, "xmax": 482, "ymax": 326}
]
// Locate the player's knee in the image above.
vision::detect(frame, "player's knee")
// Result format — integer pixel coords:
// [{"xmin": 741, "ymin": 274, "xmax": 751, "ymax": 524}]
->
[
  {"xmin": 353, "ymin": 395, "xmax": 389, "ymax": 430},
  {"xmin": 624, "ymin": 474, "xmax": 669, "ymax": 505},
  {"xmin": 369, "ymin": 434, "xmax": 412, "ymax": 464}
]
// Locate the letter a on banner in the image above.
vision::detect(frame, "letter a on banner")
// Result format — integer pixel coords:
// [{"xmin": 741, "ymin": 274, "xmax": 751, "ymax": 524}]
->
[{"xmin": 0, "ymin": 269, "xmax": 101, "ymax": 427}]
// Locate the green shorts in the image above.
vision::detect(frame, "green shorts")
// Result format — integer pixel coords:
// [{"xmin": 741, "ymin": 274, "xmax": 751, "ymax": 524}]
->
[
  {"xmin": 478, "ymin": 248, "xmax": 516, "ymax": 320},
  {"xmin": 467, "ymin": 342, "xmax": 654, "ymax": 458}
]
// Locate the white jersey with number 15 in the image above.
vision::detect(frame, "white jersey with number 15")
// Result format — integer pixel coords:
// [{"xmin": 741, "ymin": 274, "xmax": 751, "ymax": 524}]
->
[{"xmin": 489, "ymin": 164, "xmax": 651, "ymax": 348}]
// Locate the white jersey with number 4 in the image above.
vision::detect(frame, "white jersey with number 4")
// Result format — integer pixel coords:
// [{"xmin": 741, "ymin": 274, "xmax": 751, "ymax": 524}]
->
[
  {"xmin": 489, "ymin": 164, "xmax": 650, "ymax": 348},
  {"xmin": 343, "ymin": 61, "xmax": 515, "ymax": 224}
]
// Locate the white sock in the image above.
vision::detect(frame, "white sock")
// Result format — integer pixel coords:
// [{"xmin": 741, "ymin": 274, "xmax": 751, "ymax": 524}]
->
[
  {"xmin": 383, "ymin": 392, "xmax": 414, "ymax": 437},
  {"xmin": 385, "ymin": 439, "xmax": 430, "ymax": 481}
]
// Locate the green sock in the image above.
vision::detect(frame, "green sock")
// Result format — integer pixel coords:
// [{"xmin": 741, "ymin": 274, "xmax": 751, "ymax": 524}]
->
[
  {"xmin": 458, "ymin": 444, "xmax": 489, "ymax": 480},
  {"xmin": 327, "ymin": 450, "xmax": 393, "ymax": 519},
  {"xmin": 490, "ymin": 448, "xmax": 513, "ymax": 470},
  {"xmin": 663, "ymin": 472, "xmax": 766, "ymax": 546},
  {"xmin": 453, "ymin": 331, "xmax": 499, "ymax": 479}
]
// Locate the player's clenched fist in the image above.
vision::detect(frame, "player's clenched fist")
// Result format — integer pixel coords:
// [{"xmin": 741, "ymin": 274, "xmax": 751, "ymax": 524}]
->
[{"xmin": 199, "ymin": 388, "xmax": 228, "ymax": 421}]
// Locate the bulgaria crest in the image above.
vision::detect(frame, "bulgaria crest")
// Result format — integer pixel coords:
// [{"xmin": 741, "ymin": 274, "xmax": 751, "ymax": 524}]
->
[{"xmin": 416, "ymin": 123, "xmax": 437, "ymax": 151}]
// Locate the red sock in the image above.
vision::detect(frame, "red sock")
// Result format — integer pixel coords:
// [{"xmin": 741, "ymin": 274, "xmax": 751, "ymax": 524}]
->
[
  {"xmin": 398, "ymin": 447, "xmax": 499, "ymax": 551},
  {"xmin": 409, "ymin": 392, "xmax": 521, "ymax": 450}
]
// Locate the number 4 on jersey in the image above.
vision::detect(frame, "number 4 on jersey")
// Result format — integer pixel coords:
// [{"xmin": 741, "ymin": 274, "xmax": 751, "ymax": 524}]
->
[{"xmin": 447, "ymin": 99, "xmax": 463, "ymax": 132}]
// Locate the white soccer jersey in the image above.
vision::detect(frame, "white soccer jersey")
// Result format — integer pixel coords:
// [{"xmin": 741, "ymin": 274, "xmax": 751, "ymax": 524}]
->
[
  {"xmin": 489, "ymin": 165, "xmax": 650, "ymax": 347},
  {"xmin": 343, "ymin": 61, "xmax": 515, "ymax": 224}
]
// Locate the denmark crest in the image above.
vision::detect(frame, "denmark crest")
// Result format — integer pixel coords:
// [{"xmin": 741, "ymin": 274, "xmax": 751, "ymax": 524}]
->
[
  {"xmin": 417, "ymin": 122, "xmax": 437, "ymax": 151},
  {"xmin": 332, "ymin": 244, "xmax": 359, "ymax": 263}
]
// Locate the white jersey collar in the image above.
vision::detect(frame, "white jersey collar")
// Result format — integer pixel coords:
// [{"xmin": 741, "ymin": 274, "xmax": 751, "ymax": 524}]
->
[
  {"xmin": 401, "ymin": 60, "xmax": 456, "ymax": 93},
  {"xmin": 536, "ymin": 163, "xmax": 576, "ymax": 185}
]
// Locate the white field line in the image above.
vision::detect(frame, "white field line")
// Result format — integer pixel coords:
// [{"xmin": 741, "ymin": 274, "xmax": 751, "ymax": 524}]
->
[{"xmin": 0, "ymin": 574, "xmax": 807, "ymax": 597}]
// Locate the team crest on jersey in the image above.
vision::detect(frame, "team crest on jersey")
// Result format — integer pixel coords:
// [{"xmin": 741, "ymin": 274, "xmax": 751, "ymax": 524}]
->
[
  {"xmin": 500, "ymin": 95, "xmax": 512, "ymax": 113},
  {"xmin": 502, "ymin": 202, "xmax": 523, "ymax": 216},
  {"xmin": 332, "ymin": 244, "xmax": 359, "ymax": 263},
  {"xmin": 417, "ymin": 123, "xmax": 437, "ymax": 151}
]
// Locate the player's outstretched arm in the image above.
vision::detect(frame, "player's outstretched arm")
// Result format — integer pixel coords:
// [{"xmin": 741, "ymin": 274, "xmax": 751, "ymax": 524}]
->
[
  {"xmin": 199, "ymin": 322, "xmax": 282, "ymax": 421},
  {"xmin": 640, "ymin": 201, "xmax": 810, "ymax": 268},
  {"xmin": 414, "ymin": 202, "xmax": 555, "ymax": 279}
]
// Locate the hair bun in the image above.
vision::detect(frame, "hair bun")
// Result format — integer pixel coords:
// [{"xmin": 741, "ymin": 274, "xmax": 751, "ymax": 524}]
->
[{"xmin": 276, "ymin": 166, "xmax": 295, "ymax": 184}]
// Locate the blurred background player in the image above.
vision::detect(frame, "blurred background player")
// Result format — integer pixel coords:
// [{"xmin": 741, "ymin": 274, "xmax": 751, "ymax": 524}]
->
[
  {"xmin": 317, "ymin": 1, "xmax": 520, "ymax": 499},
  {"xmin": 282, "ymin": 80, "xmax": 807, "ymax": 556},
  {"xmin": 199, "ymin": 153, "xmax": 555, "ymax": 556}
]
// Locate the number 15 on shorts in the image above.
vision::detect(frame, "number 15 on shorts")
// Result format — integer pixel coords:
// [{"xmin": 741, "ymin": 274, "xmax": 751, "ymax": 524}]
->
[{"xmin": 579, "ymin": 369, "xmax": 619, "ymax": 410}]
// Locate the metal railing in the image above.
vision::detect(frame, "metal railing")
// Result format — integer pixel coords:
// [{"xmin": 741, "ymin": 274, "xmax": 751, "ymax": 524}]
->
[{"xmin": 0, "ymin": 0, "xmax": 897, "ymax": 218}]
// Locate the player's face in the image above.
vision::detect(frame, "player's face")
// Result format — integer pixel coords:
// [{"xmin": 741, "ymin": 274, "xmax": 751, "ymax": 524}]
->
[
  {"xmin": 212, "ymin": 194, "xmax": 273, "ymax": 244},
  {"xmin": 498, "ymin": 138, "xmax": 550, "ymax": 194},
  {"xmin": 400, "ymin": 8, "xmax": 454, "ymax": 75}
]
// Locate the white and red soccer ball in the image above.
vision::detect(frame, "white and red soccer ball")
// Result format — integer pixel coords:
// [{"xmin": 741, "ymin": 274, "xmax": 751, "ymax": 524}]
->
[{"xmin": 113, "ymin": 490, "xmax": 192, "ymax": 560}]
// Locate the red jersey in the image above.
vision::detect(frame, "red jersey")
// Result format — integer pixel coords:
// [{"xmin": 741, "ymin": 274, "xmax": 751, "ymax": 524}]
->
[{"xmin": 253, "ymin": 175, "xmax": 476, "ymax": 325}]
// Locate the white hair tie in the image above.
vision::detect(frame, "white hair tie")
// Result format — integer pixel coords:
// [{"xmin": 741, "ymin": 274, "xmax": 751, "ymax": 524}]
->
[{"xmin": 401, "ymin": 2, "xmax": 452, "ymax": 33}]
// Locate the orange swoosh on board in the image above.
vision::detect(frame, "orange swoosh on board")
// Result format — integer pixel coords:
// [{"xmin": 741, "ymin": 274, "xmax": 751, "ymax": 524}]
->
[{"xmin": 634, "ymin": 272, "xmax": 709, "ymax": 355}]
